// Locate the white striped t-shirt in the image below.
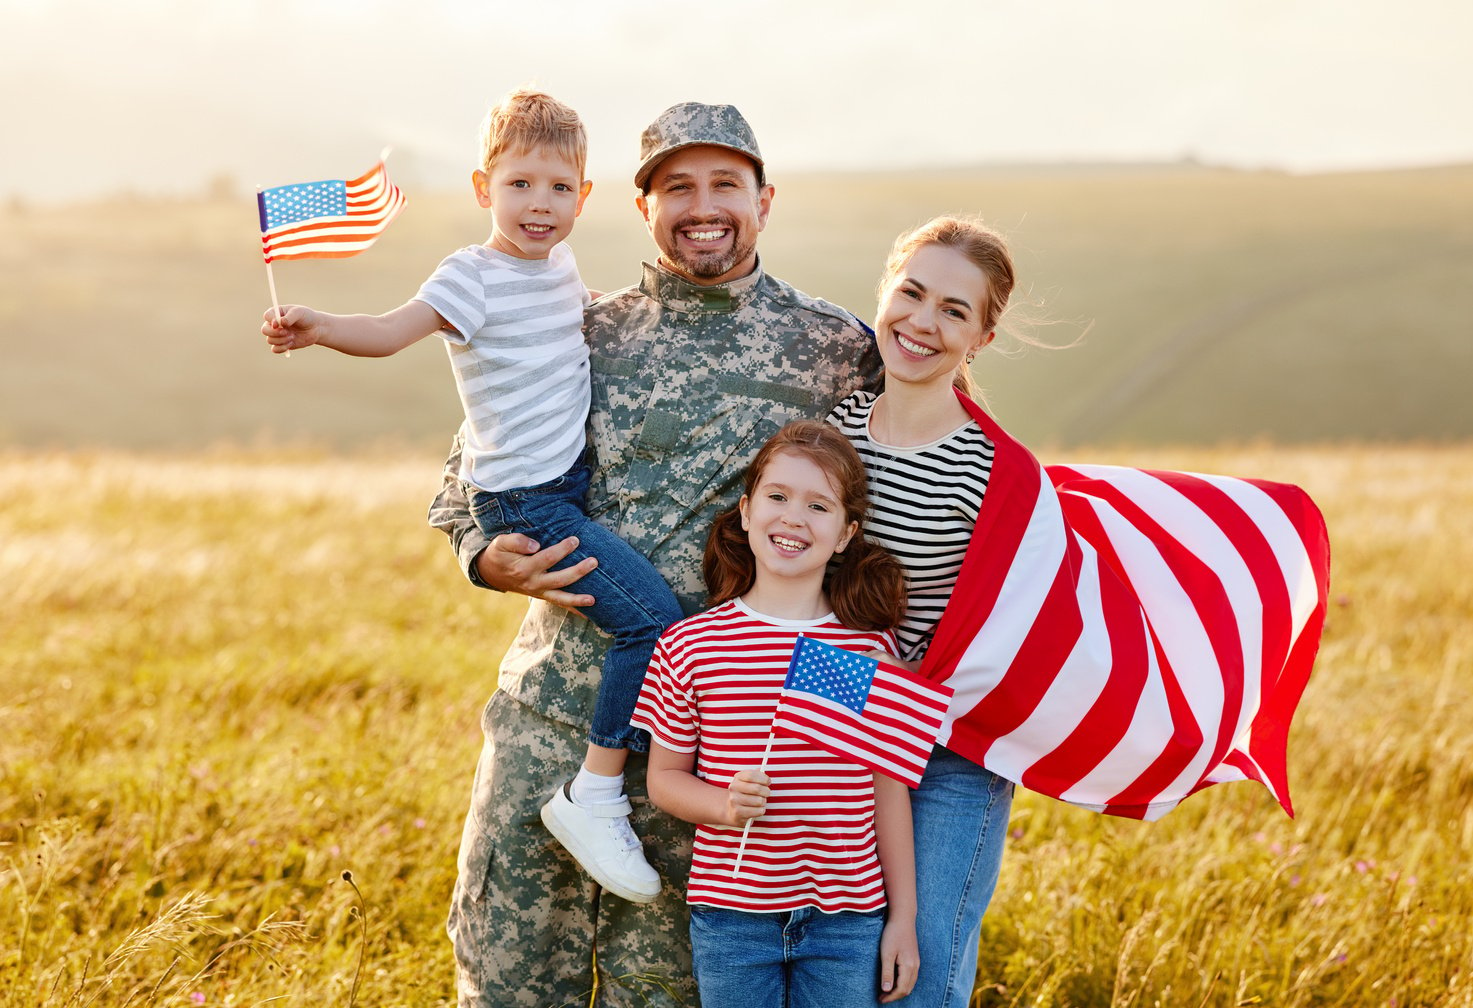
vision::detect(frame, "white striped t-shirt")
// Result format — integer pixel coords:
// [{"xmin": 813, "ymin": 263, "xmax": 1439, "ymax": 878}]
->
[
  {"xmin": 414, "ymin": 242, "xmax": 592, "ymax": 493},
  {"xmin": 827, "ymin": 389, "xmax": 994, "ymax": 662},
  {"xmin": 631, "ymin": 598, "xmax": 898, "ymax": 913}
]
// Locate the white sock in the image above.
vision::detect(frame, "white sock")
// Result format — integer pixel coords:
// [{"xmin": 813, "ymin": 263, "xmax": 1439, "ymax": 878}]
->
[{"xmin": 570, "ymin": 765, "xmax": 625, "ymax": 807}]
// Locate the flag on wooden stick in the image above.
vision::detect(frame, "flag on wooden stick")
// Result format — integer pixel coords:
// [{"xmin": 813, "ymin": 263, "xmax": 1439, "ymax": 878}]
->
[
  {"xmin": 257, "ymin": 157, "xmax": 406, "ymax": 263},
  {"xmin": 772, "ymin": 636, "xmax": 953, "ymax": 788}
]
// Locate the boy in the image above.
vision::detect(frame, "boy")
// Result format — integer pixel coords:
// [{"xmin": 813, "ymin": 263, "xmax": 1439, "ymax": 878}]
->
[{"xmin": 261, "ymin": 89, "xmax": 680, "ymax": 904}]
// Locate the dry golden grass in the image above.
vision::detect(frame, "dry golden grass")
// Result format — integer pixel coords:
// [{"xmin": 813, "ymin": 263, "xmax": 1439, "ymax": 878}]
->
[{"xmin": 2, "ymin": 441, "xmax": 1470, "ymax": 1006}]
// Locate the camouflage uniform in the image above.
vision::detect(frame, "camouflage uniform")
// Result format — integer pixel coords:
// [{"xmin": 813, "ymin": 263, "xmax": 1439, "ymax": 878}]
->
[{"xmin": 429, "ymin": 257, "xmax": 882, "ymax": 1007}]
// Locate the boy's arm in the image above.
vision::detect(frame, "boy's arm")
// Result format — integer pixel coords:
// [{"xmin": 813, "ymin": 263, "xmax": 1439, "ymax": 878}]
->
[
  {"xmin": 262, "ymin": 300, "xmax": 445, "ymax": 357},
  {"xmin": 874, "ymin": 773, "xmax": 919, "ymax": 1003},
  {"xmin": 647, "ymin": 742, "xmax": 769, "ymax": 828}
]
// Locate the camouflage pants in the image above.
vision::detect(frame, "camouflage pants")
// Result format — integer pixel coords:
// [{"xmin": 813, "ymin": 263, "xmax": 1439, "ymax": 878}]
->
[{"xmin": 447, "ymin": 688, "xmax": 699, "ymax": 1008}]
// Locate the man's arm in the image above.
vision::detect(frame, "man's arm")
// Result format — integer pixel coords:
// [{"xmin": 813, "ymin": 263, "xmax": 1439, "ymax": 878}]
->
[{"xmin": 426, "ymin": 426, "xmax": 598, "ymax": 604}]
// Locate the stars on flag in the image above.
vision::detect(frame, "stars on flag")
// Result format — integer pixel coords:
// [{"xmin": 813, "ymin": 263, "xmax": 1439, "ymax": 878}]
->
[
  {"xmin": 783, "ymin": 638, "xmax": 875, "ymax": 714},
  {"xmin": 259, "ymin": 180, "xmax": 348, "ymax": 230}
]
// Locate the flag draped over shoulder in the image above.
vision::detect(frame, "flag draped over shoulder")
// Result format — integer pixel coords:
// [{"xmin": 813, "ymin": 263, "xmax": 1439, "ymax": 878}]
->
[
  {"xmin": 920, "ymin": 393, "xmax": 1331, "ymax": 820},
  {"xmin": 772, "ymin": 636, "xmax": 953, "ymax": 788},
  {"xmin": 257, "ymin": 159, "xmax": 406, "ymax": 263}
]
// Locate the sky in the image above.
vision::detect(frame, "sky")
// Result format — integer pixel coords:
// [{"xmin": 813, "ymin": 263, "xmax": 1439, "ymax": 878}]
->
[{"xmin": 3, "ymin": 0, "xmax": 1471, "ymax": 204}]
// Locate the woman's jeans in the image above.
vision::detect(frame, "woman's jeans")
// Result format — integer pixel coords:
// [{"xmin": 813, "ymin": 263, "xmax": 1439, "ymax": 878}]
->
[
  {"xmin": 468, "ymin": 461, "xmax": 683, "ymax": 751},
  {"xmin": 908, "ymin": 747, "xmax": 1014, "ymax": 1008},
  {"xmin": 689, "ymin": 905, "xmax": 885, "ymax": 1007}
]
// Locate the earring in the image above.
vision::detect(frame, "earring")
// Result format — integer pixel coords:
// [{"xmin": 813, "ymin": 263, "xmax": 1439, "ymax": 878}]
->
[{"xmin": 965, "ymin": 350, "xmax": 977, "ymax": 364}]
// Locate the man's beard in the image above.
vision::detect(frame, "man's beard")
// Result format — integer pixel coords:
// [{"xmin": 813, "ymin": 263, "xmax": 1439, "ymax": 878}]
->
[{"xmin": 665, "ymin": 218, "xmax": 756, "ymax": 281}]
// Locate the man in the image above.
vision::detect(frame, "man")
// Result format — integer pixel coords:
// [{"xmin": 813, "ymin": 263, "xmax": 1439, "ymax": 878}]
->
[{"xmin": 429, "ymin": 102, "xmax": 882, "ymax": 1007}]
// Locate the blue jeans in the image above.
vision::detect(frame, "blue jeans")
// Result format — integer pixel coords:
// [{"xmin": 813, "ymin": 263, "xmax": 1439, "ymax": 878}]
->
[
  {"xmin": 906, "ymin": 747, "xmax": 1014, "ymax": 1008},
  {"xmin": 689, "ymin": 904, "xmax": 885, "ymax": 1008},
  {"xmin": 468, "ymin": 461, "xmax": 683, "ymax": 752}
]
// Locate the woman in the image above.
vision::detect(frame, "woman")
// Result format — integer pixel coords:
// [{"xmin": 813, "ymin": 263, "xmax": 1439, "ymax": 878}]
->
[{"xmin": 827, "ymin": 216, "xmax": 1019, "ymax": 1008}]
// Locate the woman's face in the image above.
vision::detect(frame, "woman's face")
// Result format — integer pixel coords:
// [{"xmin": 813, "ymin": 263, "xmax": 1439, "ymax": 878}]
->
[{"xmin": 875, "ymin": 242, "xmax": 992, "ymax": 393}]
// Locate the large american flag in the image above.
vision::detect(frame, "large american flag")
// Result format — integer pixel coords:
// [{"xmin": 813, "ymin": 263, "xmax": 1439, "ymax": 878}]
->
[
  {"xmin": 256, "ymin": 159, "xmax": 406, "ymax": 263},
  {"xmin": 921, "ymin": 393, "xmax": 1331, "ymax": 820},
  {"xmin": 772, "ymin": 636, "xmax": 953, "ymax": 788}
]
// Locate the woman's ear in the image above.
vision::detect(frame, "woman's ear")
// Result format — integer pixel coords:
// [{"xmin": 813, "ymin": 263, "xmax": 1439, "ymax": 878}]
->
[{"xmin": 738, "ymin": 494, "xmax": 750, "ymax": 530}]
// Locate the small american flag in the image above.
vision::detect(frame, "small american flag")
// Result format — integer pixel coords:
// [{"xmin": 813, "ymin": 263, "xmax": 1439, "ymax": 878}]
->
[
  {"xmin": 257, "ymin": 159, "xmax": 406, "ymax": 263},
  {"xmin": 771, "ymin": 636, "xmax": 953, "ymax": 788}
]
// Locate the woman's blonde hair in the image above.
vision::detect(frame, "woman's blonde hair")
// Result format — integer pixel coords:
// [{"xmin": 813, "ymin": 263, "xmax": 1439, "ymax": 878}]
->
[{"xmin": 878, "ymin": 215, "xmax": 1016, "ymax": 399}]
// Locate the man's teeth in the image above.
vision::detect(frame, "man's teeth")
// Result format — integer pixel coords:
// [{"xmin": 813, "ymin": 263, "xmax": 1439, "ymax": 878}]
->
[
  {"xmin": 686, "ymin": 229, "xmax": 727, "ymax": 241},
  {"xmin": 772, "ymin": 535, "xmax": 806, "ymax": 551},
  {"xmin": 897, "ymin": 333, "xmax": 938, "ymax": 357}
]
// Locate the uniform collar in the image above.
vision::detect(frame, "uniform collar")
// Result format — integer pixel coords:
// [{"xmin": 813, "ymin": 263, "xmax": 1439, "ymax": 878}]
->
[{"xmin": 639, "ymin": 255, "xmax": 765, "ymax": 313}]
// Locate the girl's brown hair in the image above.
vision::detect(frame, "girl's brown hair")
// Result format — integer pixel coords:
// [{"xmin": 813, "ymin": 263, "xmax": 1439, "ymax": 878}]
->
[
  {"xmin": 703, "ymin": 421, "xmax": 907, "ymax": 632},
  {"xmin": 878, "ymin": 215, "xmax": 1017, "ymax": 399}
]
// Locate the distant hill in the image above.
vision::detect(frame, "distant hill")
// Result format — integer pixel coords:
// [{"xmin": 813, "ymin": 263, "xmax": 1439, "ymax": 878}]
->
[{"xmin": 2, "ymin": 164, "xmax": 1469, "ymax": 451}]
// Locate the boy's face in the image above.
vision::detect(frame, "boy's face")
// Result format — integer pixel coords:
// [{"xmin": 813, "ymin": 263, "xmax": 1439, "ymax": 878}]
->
[{"xmin": 473, "ymin": 146, "xmax": 591, "ymax": 260}]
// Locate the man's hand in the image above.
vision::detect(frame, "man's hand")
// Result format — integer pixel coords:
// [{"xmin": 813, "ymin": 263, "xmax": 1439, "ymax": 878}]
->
[
  {"xmin": 473, "ymin": 533, "xmax": 598, "ymax": 610},
  {"xmin": 724, "ymin": 768, "xmax": 770, "ymax": 827}
]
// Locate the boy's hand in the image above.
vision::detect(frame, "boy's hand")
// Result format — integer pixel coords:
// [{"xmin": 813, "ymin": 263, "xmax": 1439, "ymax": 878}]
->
[
  {"xmin": 725, "ymin": 768, "xmax": 770, "ymax": 826},
  {"xmin": 878, "ymin": 917, "xmax": 919, "ymax": 1002},
  {"xmin": 261, "ymin": 305, "xmax": 326, "ymax": 354}
]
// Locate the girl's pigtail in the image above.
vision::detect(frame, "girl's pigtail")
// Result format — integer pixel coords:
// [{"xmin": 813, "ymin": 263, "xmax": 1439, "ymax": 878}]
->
[
  {"xmin": 702, "ymin": 504, "xmax": 756, "ymax": 606},
  {"xmin": 827, "ymin": 536, "xmax": 908, "ymax": 632}
]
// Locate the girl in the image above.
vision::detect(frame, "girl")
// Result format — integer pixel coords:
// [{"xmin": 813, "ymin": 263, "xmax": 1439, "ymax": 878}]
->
[
  {"xmin": 631, "ymin": 421, "xmax": 919, "ymax": 1007},
  {"xmin": 827, "ymin": 215, "xmax": 1020, "ymax": 1008}
]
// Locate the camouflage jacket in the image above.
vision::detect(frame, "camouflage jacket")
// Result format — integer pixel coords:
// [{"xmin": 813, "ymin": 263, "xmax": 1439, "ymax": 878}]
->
[{"xmin": 428, "ymin": 257, "xmax": 882, "ymax": 731}]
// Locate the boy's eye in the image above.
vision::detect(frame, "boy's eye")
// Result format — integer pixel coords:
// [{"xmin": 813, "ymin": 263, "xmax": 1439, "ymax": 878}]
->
[
  {"xmin": 511, "ymin": 180, "xmax": 529, "ymax": 188},
  {"xmin": 554, "ymin": 183, "xmax": 572, "ymax": 192}
]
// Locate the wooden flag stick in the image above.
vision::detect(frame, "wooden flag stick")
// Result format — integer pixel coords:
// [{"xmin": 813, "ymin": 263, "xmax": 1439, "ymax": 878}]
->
[
  {"xmin": 257, "ymin": 184, "xmax": 289, "ymax": 358},
  {"xmin": 730, "ymin": 729, "xmax": 775, "ymax": 878}
]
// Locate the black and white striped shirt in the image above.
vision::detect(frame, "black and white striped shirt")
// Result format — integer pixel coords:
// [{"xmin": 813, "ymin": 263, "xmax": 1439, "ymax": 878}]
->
[{"xmin": 828, "ymin": 389, "xmax": 994, "ymax": 662}]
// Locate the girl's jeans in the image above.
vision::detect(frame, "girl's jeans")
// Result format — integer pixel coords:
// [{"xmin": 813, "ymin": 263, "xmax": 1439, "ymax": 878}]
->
[
  {"xmin": 689, "ymin": 904, "xmax": 885, "ymax": 1007},
  {"xmin": 468, "ymin": 460, "xmax": 683, "ymax": 751}
]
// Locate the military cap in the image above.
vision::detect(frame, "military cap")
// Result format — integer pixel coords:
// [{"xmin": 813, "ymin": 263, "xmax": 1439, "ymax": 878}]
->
[{"xmin": 635, "ymin": 102, "xmax": 764, "ymax": 189}]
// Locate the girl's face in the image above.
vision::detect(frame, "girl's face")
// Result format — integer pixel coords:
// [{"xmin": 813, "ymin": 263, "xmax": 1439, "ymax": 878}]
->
[
  {"xmin": 739, "ymin": 450, "xmax": 858, "ymax": 589},
  {"xmin": 875, "ymin": 242, "xmax": 993, "ymax": 393}
]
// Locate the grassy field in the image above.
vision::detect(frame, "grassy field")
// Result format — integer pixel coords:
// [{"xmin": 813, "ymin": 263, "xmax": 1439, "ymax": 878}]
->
[
  {"xmin": 2, "ymin": 164, "xmax": 1471, "ymax": 452},
  {"xmin": 2, "ymin": 441, "xmax": 1469, "ymax": 1007}
]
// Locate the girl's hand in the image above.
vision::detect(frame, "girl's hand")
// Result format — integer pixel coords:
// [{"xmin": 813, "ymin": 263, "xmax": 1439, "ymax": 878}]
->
[
  {"xmin": 878, "ymin": 917, "xmax": 919, "ymax": 1002},
  {"xmin": 725, "ymin": 768, "xmax": 770, "ymax": 826},
  {"xmin": 261, "ymin": 304, "xmax": 326, "ymax": 353}
]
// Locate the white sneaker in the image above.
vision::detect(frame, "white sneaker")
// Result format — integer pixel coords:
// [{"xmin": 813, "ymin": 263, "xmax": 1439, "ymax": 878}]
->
[{"xmin": 541, "ymin": 782, "xmax": 661, "ymax": 904}]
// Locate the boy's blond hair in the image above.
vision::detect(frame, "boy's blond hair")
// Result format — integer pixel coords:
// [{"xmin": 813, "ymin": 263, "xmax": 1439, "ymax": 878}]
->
[{"xmin": 479, "ymin": 89, "xmax": 587, "ymax": 178}]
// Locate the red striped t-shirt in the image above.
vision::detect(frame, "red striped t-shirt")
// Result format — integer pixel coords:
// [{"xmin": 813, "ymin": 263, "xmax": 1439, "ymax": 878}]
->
[{"xmin": 631, "ymin": 598, "xmax": 898, "ymax": 912}]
